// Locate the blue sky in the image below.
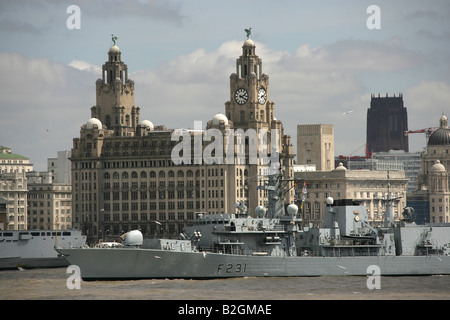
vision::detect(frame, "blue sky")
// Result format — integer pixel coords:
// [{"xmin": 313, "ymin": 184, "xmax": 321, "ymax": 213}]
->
[{"xmin": 1, "ymin": 0, "xmax": 450, "ymax": 170}]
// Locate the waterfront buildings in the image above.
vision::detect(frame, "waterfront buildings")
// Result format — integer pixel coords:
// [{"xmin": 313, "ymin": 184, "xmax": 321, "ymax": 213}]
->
[
  {"xmin": 27, "ymin": 171, "xmax": 72, "ymax": 230},
  {"xmin": 411, "ymin": 113, "xmax": 450, "ymax": 224},
  {"xmin": 294, "ymin": 163, "xmax": 408, "ymax": 227},
  {"xmin": 71, "ymin": 38, "xmax": 295, "ymax": 241},
  {"xmin": 297, "ymin": 124, "xmax": 334, "ymax": 171},
  {"xmin": 0, "ymin": 147, "xmax": 31, "ymax": 230}
]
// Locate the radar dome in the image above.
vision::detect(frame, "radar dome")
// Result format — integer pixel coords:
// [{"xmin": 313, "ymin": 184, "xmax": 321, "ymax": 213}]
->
[
  {"xmin": 86, "ymin": 118, "xmax": 102, "ymax": 130},
  {"xmin": 121, "ymin": 230, "xmax": 143, "ymax": 246},
  {"xmin": 287, "ymin": 204, "xmax": 298, "ymax": 216},
  {"xmin": 255, "ymin": 206, "xmax": 266, "ymax": 217}
]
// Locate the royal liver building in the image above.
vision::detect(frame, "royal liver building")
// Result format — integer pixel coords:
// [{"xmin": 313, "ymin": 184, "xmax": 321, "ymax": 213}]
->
[{"xmin": 71, "ymin": 35, "xmax": 294, "ymax": 242}]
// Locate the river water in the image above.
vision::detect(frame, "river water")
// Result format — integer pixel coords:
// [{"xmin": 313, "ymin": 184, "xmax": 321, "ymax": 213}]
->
[{"xmin": 1, "ymin": 267, "xmax": 449, "ymax": 300}]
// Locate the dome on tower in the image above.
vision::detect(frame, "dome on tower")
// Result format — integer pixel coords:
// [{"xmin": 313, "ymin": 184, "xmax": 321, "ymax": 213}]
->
[
  {"xmin": 109, "ymin": 45, "xmax": 120, "ymax": 53},
  {"xmin": 243, "ymin": 39, "xmax": 255, "ymax": 47},
  {"xmin": 86, "ymin": 118, "xmax": 102, "ymax": 130},
  {"xmin": 431, "ymin": 160, "xmax": 446, "ymax": 173},
  {"xmin": 428, "ymin": 113, "xmax": 450, "ymax": 146},
  {"xmin": 334, "ymin": 162, "xmax": 347, "ymax": 171},
  {"xmin": 212, "ymin": 113, "xmax": 228, "ymax": 126}
]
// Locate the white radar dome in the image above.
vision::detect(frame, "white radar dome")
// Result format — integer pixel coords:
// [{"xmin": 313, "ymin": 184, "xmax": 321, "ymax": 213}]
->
[
  {"xmin": 121, "ymin": 230, "xmax": 143, "ymax": 246},
  {"xmin": 255, "ymin": 206, "xmax": 266, "ymax": 217},
  {"xmin": 287, "ymin": 204, "xmax": 298, "ymax": 216}
]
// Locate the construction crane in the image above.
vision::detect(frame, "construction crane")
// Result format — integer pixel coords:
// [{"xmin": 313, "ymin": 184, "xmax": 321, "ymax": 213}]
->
[{"xmin": 404, "ymin": 127, "xmax": 437, "ymax": 142}]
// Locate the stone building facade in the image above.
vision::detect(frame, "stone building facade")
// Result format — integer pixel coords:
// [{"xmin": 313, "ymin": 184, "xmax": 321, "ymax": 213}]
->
[
  {"xmin": 71, "ymin": 39, "xmax": 295, "ymax": 242},
  {"xmin": 413, "ymin": 114, "xmax": 450, "ymax": 224},
  {"xmin": 297, "ymin": 124, "xmax": 334, "ymax": 171},
  {"xmin": 294, "ymin": 163, "xmax": 408, "ymax": 227}
]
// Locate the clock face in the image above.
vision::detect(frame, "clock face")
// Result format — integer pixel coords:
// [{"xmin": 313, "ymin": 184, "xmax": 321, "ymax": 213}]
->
[
  {"xmin": 234, "ymin": 88, "xmax": 248, "ymax": 105},
  {"xmin": 258, "ymin": 88, "xmax": 267, "ymax": 104}
]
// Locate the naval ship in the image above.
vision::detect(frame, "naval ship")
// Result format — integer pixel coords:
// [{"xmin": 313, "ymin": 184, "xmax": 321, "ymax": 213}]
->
[
  {"xmin": 56, "ymin": 169, "xmax": 450, "ymax": 280},
  {"xmin": 0, "ymin": 229, "xmax": 86, "ymax": 269}
]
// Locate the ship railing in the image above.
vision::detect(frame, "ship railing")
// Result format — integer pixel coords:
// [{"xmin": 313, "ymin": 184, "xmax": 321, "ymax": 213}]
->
[
  {"xmin": 198, "ymin": 245, "xmax": 245, "ymax": 255},
  {"xmin": 269, "ymin": 224, "xmax": 284, "ymax": 232}
]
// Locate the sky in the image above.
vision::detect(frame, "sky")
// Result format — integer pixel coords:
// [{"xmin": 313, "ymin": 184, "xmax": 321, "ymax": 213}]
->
[{"xmin": 1, "ymin": 0, "xmax": 450, "ymax": 170}]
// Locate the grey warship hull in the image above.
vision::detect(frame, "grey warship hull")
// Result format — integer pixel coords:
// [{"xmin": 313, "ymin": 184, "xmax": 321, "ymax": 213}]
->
[{"xmin": 57, "ymin": 247, "xmax": 450, "ymax": 280}]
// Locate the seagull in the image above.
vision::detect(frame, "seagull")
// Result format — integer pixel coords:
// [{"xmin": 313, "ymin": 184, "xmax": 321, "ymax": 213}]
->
[{"xmin": 342, "ymin": 111, "xmax": 353, "ymax": 116}]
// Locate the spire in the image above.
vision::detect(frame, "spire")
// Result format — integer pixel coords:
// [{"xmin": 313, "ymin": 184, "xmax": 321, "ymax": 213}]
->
[{"xmin": 440, "ymin": 112, "xmax": 448, "ymax": 128}]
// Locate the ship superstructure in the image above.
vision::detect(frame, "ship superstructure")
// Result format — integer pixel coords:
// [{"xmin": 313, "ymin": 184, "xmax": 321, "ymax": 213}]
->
[
  {"xmin": 56, "ymin": 168, "xmax": 450, "ymax": 280},
  {"xmin": 0, "ymin": 229, "xmax": 86, "ymax": 269}
]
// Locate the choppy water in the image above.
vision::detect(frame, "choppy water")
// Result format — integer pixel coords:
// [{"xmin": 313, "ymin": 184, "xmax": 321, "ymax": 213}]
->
[{"xmin": 1, "ymin": 268, "xmax": 449, "ymax": 300}]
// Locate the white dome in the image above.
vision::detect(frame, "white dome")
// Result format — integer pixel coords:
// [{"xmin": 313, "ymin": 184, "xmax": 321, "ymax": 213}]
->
[
  {"xmin": 243, "ymin": 39, "xmax": 255, "ymax": 47},
  {"xmin": 140, "ymin": 120, "xmax": 154, "ymax": 130},
  {"xmin": 121, "ymin": 230, "xmax": 143, "ymax": 246},
  {"xmin": 212, "ymin": 113, "xmax": 228, "ymax": 126},
  {"xmin": 287, "ymin": 204, "xmax": 298, "ymax": 215},
  {"xmin": 431, "ymin": 160, "xmax": 446, "ymax": 173},
  {"xmin": 86, "ymin": 118, "xmax": 102, "ymax": 130},
  {"xmin": 334, "ymin": 162, "xmax": 347, "ymax": 171},
  {"xmin": 109, "ymin": 45, "xmax": 120, "ymax": 53}
]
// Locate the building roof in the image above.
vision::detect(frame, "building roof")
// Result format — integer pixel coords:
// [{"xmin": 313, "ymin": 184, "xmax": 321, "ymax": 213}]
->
[{"xmin": 428, "ymin": 114, "xmax": 450, "ymax": 146}]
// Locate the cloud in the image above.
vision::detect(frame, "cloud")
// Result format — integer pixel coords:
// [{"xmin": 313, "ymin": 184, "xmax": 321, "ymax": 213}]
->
[
  {"xmin": 405, "ymin": 81, "xmax": 450, "ymax": 127},
  {"xmin": 0, "ymin": 53, "xmax": 94, "ymax": 170},
  {"xmin": 0, "ymin": 36, "xmax": 443, "ymax": 170},
  {"xmin": 69, "ymin": 60, "xmax": 102, "ymax": 74},
  {"xmin": 132, "ymin": 38, "xmax": 426, "ymax": 157}
]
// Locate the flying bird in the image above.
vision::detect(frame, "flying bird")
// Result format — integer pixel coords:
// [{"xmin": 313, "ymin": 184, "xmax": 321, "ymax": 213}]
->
[{"xmin": 342, "ymin": 110, "xmax": 353, "ymax": 115}]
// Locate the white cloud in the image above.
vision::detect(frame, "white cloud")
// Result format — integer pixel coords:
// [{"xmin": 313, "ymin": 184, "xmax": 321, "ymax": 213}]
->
[
  {"xmin": 0, "ymin": 36, "xmax": 444, "ymax": 170},
  {"xmin": 69, "ymin": 60, "xmax": 102, "ymax": 74},
  {"xmin": 132, "ymin": 38, "xmax": 426, "ymax": 157},
  {"xmin": 0, "ymin": 53, "xmax": 94, "ymax": 169}
]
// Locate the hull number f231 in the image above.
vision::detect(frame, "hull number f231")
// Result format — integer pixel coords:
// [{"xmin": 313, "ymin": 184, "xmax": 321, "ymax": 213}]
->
[{"xmin": 217, "ymin": 263, "xmax": 247, "ymax": 274}]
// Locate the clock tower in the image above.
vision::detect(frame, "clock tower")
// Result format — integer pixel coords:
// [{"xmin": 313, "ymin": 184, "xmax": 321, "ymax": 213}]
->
[
  {"xmin": 225, "ymin": 38, "xmax": 275, "ymax": 132},
  {"xmin": 221, "ymin": 34, "xmax": 295, "ymax": 209}
]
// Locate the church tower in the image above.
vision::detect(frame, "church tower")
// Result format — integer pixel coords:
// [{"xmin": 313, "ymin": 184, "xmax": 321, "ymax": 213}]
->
[{"xmin": 91, "ymin": 42, "xmax": 140, "ymax": 137}]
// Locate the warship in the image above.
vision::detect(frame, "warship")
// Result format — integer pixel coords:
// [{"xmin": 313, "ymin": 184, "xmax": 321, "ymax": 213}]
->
[
  {"xmin": 56, "ymin": 169, "xmax": 450, "ymax": 280},
  {"xmin": 0, "ymin": 229, "xmax": 86, "ymax": 269}
]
